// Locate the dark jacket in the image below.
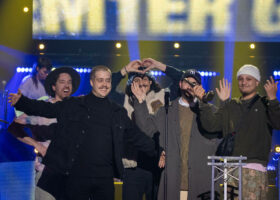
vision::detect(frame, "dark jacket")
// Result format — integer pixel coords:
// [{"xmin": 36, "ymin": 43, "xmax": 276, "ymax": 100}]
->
[
  {"xmin": 14, "ymin": 93, "xmax": 156, "ymax": 197},
  {"xmin": 199, "ymin": 95, "xmax": 280, "ymax": 165}
]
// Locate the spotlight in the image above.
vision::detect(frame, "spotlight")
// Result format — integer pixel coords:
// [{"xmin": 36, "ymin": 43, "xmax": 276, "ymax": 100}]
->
[
  {"xmin": 39, "ymin": 43, "xmax": 45, "ymax": 50},
  {"xmin": 249, "ymin": 43, "xmax": 255, "ymax": 49},
  {"xmin": 267, "ymin": 165, "xmax": 275, "ymax": 171},
  {"xmin": 34, "ymin": 148, "xmax": 38, "ymax": 154},
  {"xmin": 275, "ymin": 145, "xmax": 280, "ymax": 153},
  {"xmin": 23, "ymin": 7, "xmax": 29, "ymax": 13},
  {"xmin": 116, "ymin": 42, "xmax": 122, "ymax": 49},
  {"xmin": 174, "ymin": 43, "xmax": 180, "ymax": 49}
]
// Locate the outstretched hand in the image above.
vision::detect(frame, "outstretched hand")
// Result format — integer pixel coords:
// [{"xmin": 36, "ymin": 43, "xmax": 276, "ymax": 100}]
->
[
  {"xmin": 216, "ymin": 78, "xmax": 231, "ymax": 101},
  {"xmin": 264, "ymin": 76, "xmax": 278, "ymax": 100},
  {"xmin": 8, "ymin": 89, "xmax": 22, "ymax": 106}
]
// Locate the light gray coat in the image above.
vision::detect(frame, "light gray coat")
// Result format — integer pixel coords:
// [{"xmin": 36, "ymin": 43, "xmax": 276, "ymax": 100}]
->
[{"xmin": 134, "ymin": 98, "xmax": 219, "ymax": 200}]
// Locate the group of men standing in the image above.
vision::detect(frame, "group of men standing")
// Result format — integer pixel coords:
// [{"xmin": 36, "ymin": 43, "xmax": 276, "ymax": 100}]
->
[{"xmin": 8, "ymin": 57, "xmax": 280, "ymax": 200}]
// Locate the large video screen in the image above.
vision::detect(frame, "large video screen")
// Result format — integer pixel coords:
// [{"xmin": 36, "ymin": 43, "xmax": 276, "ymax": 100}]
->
[{"xmin": 33, "ymin": 0, "xmax": 280, "ymax": 41}]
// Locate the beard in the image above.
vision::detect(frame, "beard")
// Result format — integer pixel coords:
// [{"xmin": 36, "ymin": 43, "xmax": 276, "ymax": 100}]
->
[{"xmin": 181, "ymin": 89, "xmax": 193, "ymax": 97}]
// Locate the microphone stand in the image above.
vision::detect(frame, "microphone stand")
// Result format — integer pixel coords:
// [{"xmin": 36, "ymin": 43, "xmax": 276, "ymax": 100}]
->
[
  {"xmin": 1, "ymin": 80, "xmax": 8, "ymax": 130},
  {"xmin": 164, "ymin": 89, "xmax": 170, "ymax": 200}
]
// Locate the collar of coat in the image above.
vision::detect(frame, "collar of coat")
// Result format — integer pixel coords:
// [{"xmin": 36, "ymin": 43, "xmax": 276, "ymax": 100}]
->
[{"xmin": 65, "ymin": 93, "xmax": 123, "ymax": 113}]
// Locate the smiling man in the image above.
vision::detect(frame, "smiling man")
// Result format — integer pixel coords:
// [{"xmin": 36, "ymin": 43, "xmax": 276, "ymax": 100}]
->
[
  {"xmin": 197, "ymin": 64, "xmax": 280, "ymax": 199},
  {"xmin": 8, "ymin": 65, "xmax": 155, "ymax": 200},
  {"xmin": 131, "ymin": 69, "xmax": 219, "ymax": 200},
  {"xmin": 8, "ymin": 67, "xmax": 80, "ymax": 200}
]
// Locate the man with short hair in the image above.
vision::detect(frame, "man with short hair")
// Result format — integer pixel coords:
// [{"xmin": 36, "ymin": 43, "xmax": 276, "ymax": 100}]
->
[
  {"xmin": 8, "ymin": 67, "xmax": 80, "ymax": 200},
  {"xmin": 132, "ymin": 69, "xmax": 219, "ymax": 200},
  {"xmin": 9, "ymin": 65, "xmax": 155, "ymax": 200},
  {"xmin": 196, "ymin": 64, "xmax": 280, "ymax": 199}
]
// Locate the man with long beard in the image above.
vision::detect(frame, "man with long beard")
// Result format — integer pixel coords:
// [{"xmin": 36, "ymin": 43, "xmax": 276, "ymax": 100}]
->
[{"xmin": 131, "ymin": 69, "xmax": 219, "ymax": 200}]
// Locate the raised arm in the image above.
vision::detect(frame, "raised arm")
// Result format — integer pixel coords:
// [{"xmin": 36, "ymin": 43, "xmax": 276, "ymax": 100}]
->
[
  {"xmin": 131, "ymin": 81, "xmax": 159, "ymax": 136},
  {"xmin": 264, "ymin": 76, "xmax": 280, "ymax": 129},
  {"xmin": 195, "ymin": 78, "xmax": 231, "ymax": 133},
  {"xmin": 112, "ymin": 60, "xmax": 144, "ymax": 89},
  {"xmin": 110, "ymin": 60, "xmax": 143, "ymax": 105},
  {"xmin": 9, "ymin": 90, "xmax": 62, "ymax": 118},
  {"xmin": 142, "ymin": 58, "xmax": 183, "ymax": 100}
]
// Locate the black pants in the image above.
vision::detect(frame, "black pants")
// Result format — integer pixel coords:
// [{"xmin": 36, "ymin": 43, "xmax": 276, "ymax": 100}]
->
[
  {"xmin": 122, "ymin": 168, "xmax": 154, "ymax": 200},
  {"xmin": 64, "ymin": 175, "xmax": 114, "ymax": 200}
]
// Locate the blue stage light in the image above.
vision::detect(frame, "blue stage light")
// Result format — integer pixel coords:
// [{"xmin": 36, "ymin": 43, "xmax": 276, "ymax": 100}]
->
[
  {"xmin": 273, "ymin": 71, "xmax": 278, "ymax": 76},
  {"xmin": 204, "ymin": 72, "xmax": 209, "ymax": 76},
  {"xmin": 154, "ymin": 71, "xmax": 158, "ymax": 76},
  {"xmin": 278, "ymin": 71, "xmax": 280, "ymax": 76},
  {"xmin": 272, "ymin": 157, "xmax": 279, "ymax": 161},
  {"xmin": 267, "ymin": 165, "xmax": 275, "ymax": 171},
  {"xmin": 208, "ymin": 72, "xmax": 213, "ymax": 77},
  {"xmin": 200, "ymin": 71, "xmax": 205, "ymax": 76}
]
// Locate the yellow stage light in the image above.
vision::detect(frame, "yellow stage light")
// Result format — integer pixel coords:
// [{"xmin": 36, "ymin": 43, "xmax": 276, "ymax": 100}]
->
[
  {"xmin": 39, "ymin": 43, "xmax": 45, "ymax": 50},
  {"xmin": 249, "ymin": 43, "xmax": 255, "ymax": 49},
  {"xmin": 34, "ymin": 148, "xmax": 38, "ymax": 154},
  {"xmin": 174, "ymin": 42, "xmax": 180, "ymax": 49},
  {"xmin": 23, "ymin": 7, "xmax": 29, "ymax": 13},
  {"xmin": 275, "ymin": 145, "xmax": 280, "ymax": 153},
  {"xmin": 116, "ymin": 42, "xmax": 122, "ymax": 49}
]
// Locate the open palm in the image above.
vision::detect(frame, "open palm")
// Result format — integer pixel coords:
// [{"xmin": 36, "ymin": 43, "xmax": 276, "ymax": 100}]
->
[{"xmin": 216, "ymin": 78, "xmax": 231, "ymax": 101}]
